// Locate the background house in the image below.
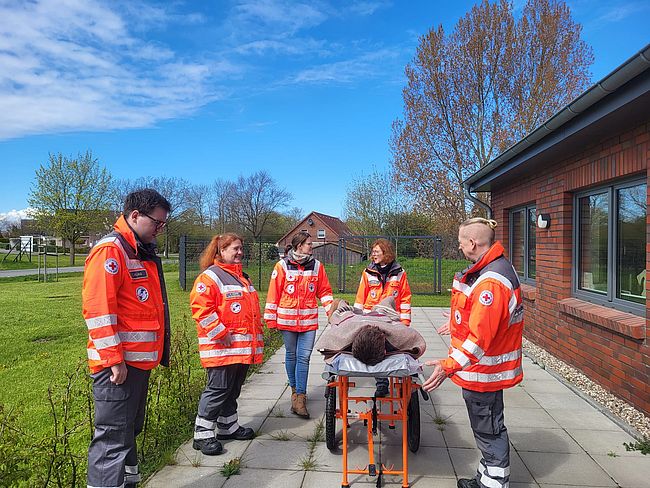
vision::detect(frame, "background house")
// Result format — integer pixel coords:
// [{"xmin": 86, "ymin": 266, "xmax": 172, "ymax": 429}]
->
[
  {"xmin": 276, "ymin": 211, "xmax": 364, "ymax": 264},
  {"xmin": 465, "ymin": 45, "xmax": 650, "ymax": 416}
]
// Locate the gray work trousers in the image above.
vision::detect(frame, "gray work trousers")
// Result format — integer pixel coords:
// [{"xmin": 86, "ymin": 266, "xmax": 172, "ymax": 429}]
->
[
  {"xmin": 88, "ymin": 365, "xmax": 150, "ymax": 488},
  {"xmin": 462, "ymin": 388, "xmax": 510, "ymax": 488},
  {"xmin": 194, "ymin": 364, "xmax": 249, "ymax": 440}
]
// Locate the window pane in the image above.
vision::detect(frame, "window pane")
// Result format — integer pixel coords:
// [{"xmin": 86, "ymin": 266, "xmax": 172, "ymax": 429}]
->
[
  {"xmin": 617, "ymin": 184, "xmax": 646, "ymax": 304},
  {"xmin": 511, "ymin": 210, "xmax": 524, "ymax": 277},
  {"xmin": 578, "ymin": 193, "xmax": 608, "ymax": 294},
  {"xmin": 528, "ymin": 208, "xmax": 536, "ymax": 279}
]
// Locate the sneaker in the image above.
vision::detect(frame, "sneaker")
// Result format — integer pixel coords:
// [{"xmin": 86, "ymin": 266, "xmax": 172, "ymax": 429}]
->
[
  {"xmin": 457, "ymin": 479, "xmax": 480, "ymax": 488},
  {"xmin": 374, "ymin": 383, "xmax": 390, "ymax": 398},
  {"xmin": 217, "ymin": 426, "xmax": 255, "ymax": 440},
  {"xmin": 192, "ymin": 437, "xmax": 224, "ymax": 455}
]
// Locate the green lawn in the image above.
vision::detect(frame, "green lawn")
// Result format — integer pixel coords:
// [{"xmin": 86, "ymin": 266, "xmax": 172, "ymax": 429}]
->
[{"xmin": 0, "ymin": 253, "xmax": 88, "ymax": 270}]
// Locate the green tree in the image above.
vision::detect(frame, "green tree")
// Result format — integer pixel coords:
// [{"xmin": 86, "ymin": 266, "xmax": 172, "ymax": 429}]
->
[
  {"xmin": 391, "ymin": 0, "xmax": 593, "ymax": 230},
  {"xmin": 28, "ymin": 151, "xmax": 113, "ymax": 264}
]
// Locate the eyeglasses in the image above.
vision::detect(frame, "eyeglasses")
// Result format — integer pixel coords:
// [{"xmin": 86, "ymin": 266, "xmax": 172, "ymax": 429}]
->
[{"xmin": 142, "ymin": 213, "xmax": 167, "ymax": 229}]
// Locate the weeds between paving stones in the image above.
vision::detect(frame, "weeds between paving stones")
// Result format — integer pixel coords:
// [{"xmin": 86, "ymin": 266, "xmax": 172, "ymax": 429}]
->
[
  {"xmin": 220, "ymin": 457, "xmax": 242, "ymax": 478},
  {"xmin": 270, "ymin": 430, "xmax": 293, "ymax": 441},
  {"xmin": 267, "ymin": 406, "xmax": 285, "ymax": 418},
  {"xmin": 297, "ymin": 419, "xmax": 325, "ymax": 471},
  {"xmin": 623, "ymin": 438, "xmax": 650, "ymax": 455},
  {"xmin": 607, "ymin": 451, "xmax": 619, "ymax": 457}
]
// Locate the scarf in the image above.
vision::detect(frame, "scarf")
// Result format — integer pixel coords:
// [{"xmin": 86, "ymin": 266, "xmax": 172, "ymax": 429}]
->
[{"xmin": 288, "ymin": 248, "xmax": 312, "ymax": 265}]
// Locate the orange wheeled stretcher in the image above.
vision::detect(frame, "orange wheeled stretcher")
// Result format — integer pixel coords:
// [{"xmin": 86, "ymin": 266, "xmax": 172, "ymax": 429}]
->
[{"xmin": 322, "ymin": 353, "xmax": 426, "ymax": 488}]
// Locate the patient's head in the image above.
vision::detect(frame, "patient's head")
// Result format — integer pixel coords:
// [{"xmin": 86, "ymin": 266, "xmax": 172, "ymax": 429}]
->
[{"xmin": 351, "ymin": 325, "xmax": 386, "ymax": 365}]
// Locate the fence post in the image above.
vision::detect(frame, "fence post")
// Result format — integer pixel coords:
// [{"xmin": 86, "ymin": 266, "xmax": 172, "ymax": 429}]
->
[
  {"xmin": 435, "ymin": 237, "xmax": 442, "ymax": 294},
  {"xmin": 338, "ymin": 238, "xmax": 343, "ymax": 292},
  {"xmin": 258, "ymin": 237, "xmax": 262, "ymax": 291},
  {"xmin": 179, "ymin": 235, "xmax": 186, "ymax": 291}
]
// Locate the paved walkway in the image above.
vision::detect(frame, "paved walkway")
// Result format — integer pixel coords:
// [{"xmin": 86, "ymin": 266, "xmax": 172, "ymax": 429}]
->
[
  {"xmin": 145, "ymin": 308, "xmax": 650, "ymax": 488},
  {"xmin": 0, "ymin": 265, "xmax": 85, "ymax": 278}
]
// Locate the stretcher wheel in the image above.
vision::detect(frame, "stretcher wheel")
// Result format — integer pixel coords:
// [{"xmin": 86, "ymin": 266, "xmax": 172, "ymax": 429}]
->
[
  {"xmin": 325, "ymin": 385, "xmax": 338, "ymax": 451},
  {"xmin": 407, "ymin": 390, "xmax": 420, "ymax": 452}
]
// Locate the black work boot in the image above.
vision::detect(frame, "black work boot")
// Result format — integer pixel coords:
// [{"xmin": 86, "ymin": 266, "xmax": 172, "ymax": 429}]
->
[
  {"xmin": 457, "ymin": 478, "xmax": 480, "ymax": 488},
  {"xmin": 192, "ymin": 437, "xmax": 224, "ymax": 455},
  {"xmin": 217, "ymin": 426, "xmax": 255, "ymax": 440}
]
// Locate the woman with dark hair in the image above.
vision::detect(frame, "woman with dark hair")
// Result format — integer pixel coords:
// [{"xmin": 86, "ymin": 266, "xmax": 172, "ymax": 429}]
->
[
  {"xmin": 354, "ymin": 238, "xmax": 412, "ymax": 396},
  {"xmin": 189, "ymin": 233, "xmax": 263, "ymax": 455},
  {"xmin": 264, "ymin": 231, "xmax": 333, "ymax": 418}
]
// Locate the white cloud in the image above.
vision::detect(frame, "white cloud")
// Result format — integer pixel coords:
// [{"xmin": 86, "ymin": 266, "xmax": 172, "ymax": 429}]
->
[
  {"xmin": 597, "ymin": 3, "xmax": 650, "ymax": 22},
  {"xmin": 0, "ymin": 208, "xmax": 33, "ymax": 232},
  {"xmin": 0, "ymin": 0, "xmax": 226, "ymax": 140},
  {"xmin": 290, "ymin": 49, "xmax": 401, "ymax": 84}
]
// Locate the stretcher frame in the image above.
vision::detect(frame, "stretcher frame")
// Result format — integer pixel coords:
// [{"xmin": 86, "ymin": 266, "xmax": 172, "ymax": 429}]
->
[{"xmin": 323, "ymin": 355, "xmax": 422, "ymax": 488}]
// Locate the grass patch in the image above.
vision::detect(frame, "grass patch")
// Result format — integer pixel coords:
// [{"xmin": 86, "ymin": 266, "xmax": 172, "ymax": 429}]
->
[
  {"xmin": 624, "ymin": 438, "xmax": 650, "ymax": 455},
  {"xmin": 296, "ymin": 419, "xmax": 324, "ymax": 471},
  {"xmin": 0, "ymin": 253, "xmax": 88, "ymax": 270},
  {"xmin": 270, "ymin": 430, "xmax": 293, "ymax": 441}
]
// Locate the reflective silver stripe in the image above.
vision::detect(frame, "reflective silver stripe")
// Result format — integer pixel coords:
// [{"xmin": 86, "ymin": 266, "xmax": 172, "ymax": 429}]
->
[
  {"xmin": 217, "ymin": 422, "xmax": 240, "ymax": 435},
  {"xmin": 471, "ymin": 271, "xmax": 514, "ymax": 295},
  {"xmin": 324, "ymin": 302, "xmax": 332, "ymax": 312},
  {"xmin": 462, "ymin": 339, "xmax": 485, "ymax": 359},
  {"xmin": 480, "ymin": 474, "xmax": 506, "ymax": 488},
  {"xmin": 203, "ymin": 269, "xmax": 221, "ymax": 286},
  {"xmin": 124, "ymin": 473, "xmax": 141, "ymax": 484},
  {"xmin": 265, "ymin": 303, "xmax": 278, "ymax": 310},
  {"xmin": 452, "ymin": 278, "xmax": 471, "ymax": 296},
  {"xmin": 206, "ymin": 323, "xmax": 226, "ymax": 340},
  {"xmin": 217, "ymin": 413, "xmax": 238, "ymax": 424},
  {"xmin": 85, "ymin": 314, "xmax": 117, "ymax": 330},
  {"xmin": 231, "ymin": 334, "xmax": 253, "ymax": 342},
  {"xmin": 93, "ymin": 236, "xmax": 118, "ymax": 248},
  {"xmin": 93, "ymin": 334, "xmax": 120, "ymax": 350},
  {"xmin": 125, "ymin": 464, "xmax": 139, "ymax": 475},
  {"xmin": 456, "ymin": 367, "xmax": 522, "ymax": 383},
  {"xmin": 123, "ymin": 351, "xmax": 158, "ymax": 362},
  {"xmin": 221, "ymin": 284, "xmax": 247, "ymax": 293},
  {"xmin": 320, "ymin": 295, "xmax": 333, "ymax": 303},
  {"xmin": 481, "ymin": 461, "xmax": 510, "ymax": 477},
  {"xmin": 353, "ymin": 302, "xmax": 363, "ymax": 309},
  {"xmin": 298, "ymin": 308, "xmax": 318, "ymax": 315},
  {"xmin": 87, "ymin": 348, "xmax": 101, "ymax": 360},
  {"xmin": 200, "ymin": 347, "xmax": 253, "ymax": 358},
  {"xmin": 195, "ymin": 416, "xmax": 216, "ymax": 429},
  {"xmin": 249, "ymin": 285, "xmax": 256, "ymax": 292},
  {"xmin": 264, "ymin": 313, "xmax": 277, "ymax": 320},
  {"xmin": 478, "ymin": 349, "xmax": 522, "ymax": 366},
  {"xmin": 299, "ymin": 318, "xmax": 318, "ymax": 326},
  {"xmin": 112, "ymin": 238, "xmax": 143, "ymax": 270},
  {"xmin": 194, "ymin": 430, "xmax": 215, "ymax": 439},
  {"xmin": 301, "ymin": 270, "xmax": 317, "ymax": 276},
  {"xmin": 118, "ymin": 331, "xmax": 157, "ymax": 342},
  {"xmin": 255, "ymin": 346, "xmax": 264, "ymax": 354},
  {"xmin": 400, "ymin": 313, "xmax": 410, "ymax": 320},
  {"xmin": 277, "ymin": 307, "xmax": 298, "ymax": 315},
  {"xmin": 277, "ymin": 318, "xmax": 297, "ymax": 326},
  {"xmin": 450, "ymin": 348, "xmax": 471, "ymax": 369},
  {"xmin": 508, "ymin": 294, "xmax": 518, "ymax": 316},
  {"xmin": 400, "ymin": 304, "xmax": 411, "ymax": 310},
  {"xmin": 510, "ymin": 304, "xmax": 524, "ymax": 325},
  {"xmin": 200, "ymin": 312, "xmax": 219, "ymax": 328},
  {"xmin": 388, "ymin": 275, "xmax": 399, "ymax": 282}
]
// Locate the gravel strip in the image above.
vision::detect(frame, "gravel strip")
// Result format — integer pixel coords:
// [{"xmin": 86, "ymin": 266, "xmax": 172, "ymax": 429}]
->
[{"xmin": 522, "ymin": 337, "xmax": 650, "ymax": 440}]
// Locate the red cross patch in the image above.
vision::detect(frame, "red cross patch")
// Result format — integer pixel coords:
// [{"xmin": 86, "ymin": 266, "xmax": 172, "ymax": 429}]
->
[
  {"xmin": 196, "ymin": 282, "xmax": 207, "ymax": 294},
  {"xmin": 478, "ymin": 290, "xmax": 494, "ymax": 306},
  {"xmin": 104, "ymin": 258, "xmax": 119, "ymax": 275}
]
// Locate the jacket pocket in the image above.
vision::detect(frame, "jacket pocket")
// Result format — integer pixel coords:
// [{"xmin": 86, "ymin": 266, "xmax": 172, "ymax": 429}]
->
[{"xmin": 464, "ymin": 392, "xmax": 502, "ymax": 435}]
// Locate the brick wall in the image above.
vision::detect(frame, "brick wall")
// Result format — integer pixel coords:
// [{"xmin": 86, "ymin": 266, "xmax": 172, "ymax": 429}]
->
[{"xmin": 491, "ymin": 122, "xmax": 650, "ymax": 416}]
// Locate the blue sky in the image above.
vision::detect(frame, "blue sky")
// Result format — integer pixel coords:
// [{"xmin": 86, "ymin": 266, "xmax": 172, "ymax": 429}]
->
[{"xmin": 1, "ymin": 0, "xmax": 648, "ymax": 223}]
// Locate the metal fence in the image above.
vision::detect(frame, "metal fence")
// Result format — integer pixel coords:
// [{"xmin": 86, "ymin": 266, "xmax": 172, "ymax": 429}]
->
[{"xmin": 179, "ymin": 234, "xmax": 466, "ymax": 295}]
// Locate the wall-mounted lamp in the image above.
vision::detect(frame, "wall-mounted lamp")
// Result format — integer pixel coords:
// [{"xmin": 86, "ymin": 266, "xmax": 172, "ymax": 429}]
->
[
  {"xmin": 537, "ymin": 213, "xmax": 551, "ymax": 229},
  {"xmin": 307, "ymin": 218, "xmax": 314, "ymax": 226}
]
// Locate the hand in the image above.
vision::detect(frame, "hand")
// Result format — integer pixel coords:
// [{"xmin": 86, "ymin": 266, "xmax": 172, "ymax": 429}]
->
[
  {"xmin": 422, "ymin": 360, "xmax": 447, "ymax": 392},
  {"xmin": 221, "ymin": 331, "xmax": 232, "ymax": 347},
  {"xmin": 436, "ymin": 321, "xmax": 450, "ymax": 335},
  {"xmin": 110, "ymin": 362, "xmax": 128, "ymax": 385}
]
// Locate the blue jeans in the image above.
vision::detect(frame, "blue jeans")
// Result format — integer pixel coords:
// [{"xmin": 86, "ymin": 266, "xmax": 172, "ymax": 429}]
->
[{"xmin": 280, "ymin": 329, "xmax": 316, "ymax": 394}]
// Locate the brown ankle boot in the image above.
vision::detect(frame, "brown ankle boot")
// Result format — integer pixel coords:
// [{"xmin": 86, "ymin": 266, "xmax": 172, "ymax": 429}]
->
[
  {"xmin": 292, "ymin": 393, "xmax": 310, "ymax": 418},
  {"xmin": 290, "ymin": 387, "xmax": 298, "ymax": 413}
]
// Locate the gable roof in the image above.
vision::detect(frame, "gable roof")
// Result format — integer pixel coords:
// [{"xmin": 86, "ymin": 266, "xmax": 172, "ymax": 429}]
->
[
  {"xmin": 465, "ymin": 43, "xmax": 650, "ymax": 193},
  {"xmin": 277, "ymin": 211, "xmax": 353, "ymax": 245}
]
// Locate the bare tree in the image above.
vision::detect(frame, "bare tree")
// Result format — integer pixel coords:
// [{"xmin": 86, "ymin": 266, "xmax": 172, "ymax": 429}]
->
[
  {"xmin": 207, "ymin": 179, "xmax": 237, "ymax": 233},
  {"xmin": 231, "ymin": 171, "xmax": 292, "ymax": 239},
  {"xmin": 390, "ymin": 0, "xmax": 593, "ymax": 229},
  {"xmin": 28, "ymin": 151, "xmax": 113, "ymax": 264}
]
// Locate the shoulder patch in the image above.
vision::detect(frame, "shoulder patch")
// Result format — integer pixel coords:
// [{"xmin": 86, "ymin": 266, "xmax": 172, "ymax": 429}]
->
[
  {"xmin": 478, "ymin": 290, "xmax": 494, "ymax": 306},
  {"xmin": 195, "ymin": 282, "xmax": 207, "ymax": 294},
  {"xmin": 271, "ymin": 269, "xmax": 278, "ymax": 279},
  {"xmin": 104, "ymin": 258, "xmax": 119, "ymax": 275}
]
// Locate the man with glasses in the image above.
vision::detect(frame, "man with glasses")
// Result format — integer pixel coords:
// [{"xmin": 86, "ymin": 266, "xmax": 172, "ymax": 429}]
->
[{"xmin": 83, "ymin": 188, "xmax": 171, "ymax": 488}]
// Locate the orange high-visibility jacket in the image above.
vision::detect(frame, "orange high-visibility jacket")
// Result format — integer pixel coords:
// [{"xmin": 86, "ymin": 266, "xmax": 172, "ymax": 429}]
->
[
  {"xmin": 440, "ymin": 242, "xmax": 524, "ymax": 392},
  {"xmin": 82, "ymin": 216, "xmax": 170, "ymax": 374},
  {"xmin": 190, "ymin": 261, "xmax": 264, "ymax": 368},
  {"xmin": 264, "ymin": 257, "xmax": 333, "ymax": 332},
  {"xmin": 354, "ymin": 261, "xmax": 412, "ymax": 325}
]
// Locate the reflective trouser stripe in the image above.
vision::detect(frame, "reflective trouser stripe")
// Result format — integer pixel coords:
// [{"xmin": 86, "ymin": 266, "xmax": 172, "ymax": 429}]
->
[
  {"xmin": 195, "ymin": 416, "xmax": 216, "ymax": 429},
  {"xmin": 218, "ymin": 413, "xmax": 238, "ymax": 424},
  {"xmin": 124, "ymin": 465, "xmax": 138, "ymax": 475},
  {"xmin": 217, "ymin": 422, "xmax": 239, "ymax": 435},
  {"xmin": 194, "ymin": 430, "xmax": 215, "ymax": 439}
]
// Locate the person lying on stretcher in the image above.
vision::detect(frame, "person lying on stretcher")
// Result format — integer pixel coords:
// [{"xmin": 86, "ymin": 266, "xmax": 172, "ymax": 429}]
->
[{"xmin": 318, "ymin": 297, "xmax": 426, "ymax": 365}]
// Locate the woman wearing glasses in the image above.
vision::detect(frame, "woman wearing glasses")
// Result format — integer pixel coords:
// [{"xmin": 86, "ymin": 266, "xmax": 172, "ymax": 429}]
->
[
  {"xmin": 189, "ymin": 233, "xmax": 264, "ymax": 455},
  {"xmin": 264, "ymin": 231, "xmax": 333, "ymax": 418}
]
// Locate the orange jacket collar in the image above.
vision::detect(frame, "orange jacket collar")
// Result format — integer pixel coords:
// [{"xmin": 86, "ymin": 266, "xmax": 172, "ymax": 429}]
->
[
  {"xmin": 214, "ymin": 260, "xmax": 244, "ymax": 277},
  {"xmin": 113, "ymin": 215, "xmax": 139, "ymax": 253},
  {"xmin": 465, "ymin": 241, "xmax": 505, "ymax": 275}
]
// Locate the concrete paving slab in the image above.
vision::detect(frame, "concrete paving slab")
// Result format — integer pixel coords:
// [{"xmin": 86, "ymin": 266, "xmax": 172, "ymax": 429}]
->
[
  {"xmin": 517, "ymin": 451, "xmax": 617, "ymax": 486},
  {"xmin": 565, "ymin": 428, "xmax": 645, "ymax": 457},
  {"xmin": 592, "ymin": 454, "xmax": 650, "ymax": 488},
  {"xmin": 257, "ymin": 416, "xmax": 324, "ymax": 441},
  {"xmin": 174, "ymin": 438, "xmax": 253, "ymax": 468},
  {"xmin": 508, "ymin": 426, "xmax": 583, "ymax": 454},
  {"xmin": 222, "ymin": 468, "xmax": 305, "ymax": 488},
  {"xmin": 545, "ymin": 409, "xmax": 622, "ymax": 431},
  {"xmin": 244, "ymin": 439, "xmax": 311, "ymax": 470},
  {"xmin": 145, "ymin": 465, "xmax": 227, "ymax": 488},
  {"xmin": 526, "ymin": 391, "xmax": 599, "ymax": 411},
  {"xmin": 441, "ymin": 423, "xmax": 480, "ymax": 448},
  {"xmin": 501, "ymin": 407, "xmax": 561, "ymax": 429},
  {"xmin": 236, "ymin": 398, "xmax": 281, "ymax": 417},
  {"xmin": 517, "ymin": 380, "xmax": 574, "ymax": 394},
  {"xmin": 240, "ymin": 383, "xmax": 290, "ymax": 400}
]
